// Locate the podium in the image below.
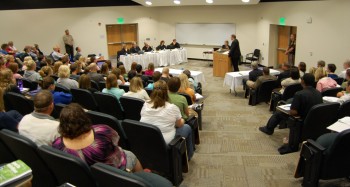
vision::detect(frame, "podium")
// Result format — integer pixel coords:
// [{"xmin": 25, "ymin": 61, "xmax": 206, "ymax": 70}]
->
[{"xmin": 213, "ymin": 52, "xmax": 232, "ymax": 77}]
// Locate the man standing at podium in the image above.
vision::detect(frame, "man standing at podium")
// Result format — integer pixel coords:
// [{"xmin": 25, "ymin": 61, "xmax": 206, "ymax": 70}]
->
[{"xmin": 229, "ymin": 34, "xmax": 241, "ymax": 72}]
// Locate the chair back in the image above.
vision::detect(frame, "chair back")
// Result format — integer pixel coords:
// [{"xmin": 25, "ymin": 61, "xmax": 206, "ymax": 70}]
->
[
  {"xmin": 22, "ymin": 78, "xmax": 38, "ymax": 91},
  {"xmin": 321, "ymin": 129, "xmax": 350, "ymax": 179},
  {"xmin": 119, "ymin": 84, "xmax": 130, "ymax": 93},
  {"xmin": 70, "ymin": 88, "xmax": 98, "ymax": 111},
  {"xmin": 338, "ymin": 100, "xmax": 350, "ymax": 119},
  {"xmin": 86, "ymin": 110, "xmax": 129, "ymax": 149},
  {"xmin": 178, "ymin": 93, "xmax": 193, "ymax": 105},
  {"xmin": 321, "ymin": 87, "xmax": 343, "ymax": 97},
  {"xmin": 253, "ymin": 49, "xmax": 260, "ymax": 58},
  {"xmin": 122, "ymin": 120, "xmax": 170, "ymax": 176},
  {"xmin": 37, "ymin": 145, "xmax": 97, "ymax": 187},
  {"xmin": 0, "ymin": 137, "xmax": 16, "ymax": 164},
  {"xmin": 120, "ymin": 96, "xmax": 144, "ymax": 121},
  {"xmin": 90, "ymin": 80, "xmax": 100, "ymax": 91},
  {"xmin": 55, "ymin": 84, "xmax": 71, "ymax": 93},
  {"xmin": 51, "ymin": 103, "xmax": 67, "ymax": 119},
  {"xmin": 302, "ymin": 102, "xmax": 340, "ymax": 141},
  {"xmin": 282, "ymin": 83, "xmax": 303, "ymax": 101},
  {"xmin": 91, "ymin": 163, "xmax": 150, "ymax": 187},
  {"xmin": 94, "ymin": 92, "xmax": 124, "ymax": 120},
  {"xmin": 3, "ymin": 92, "xmax": 34, "ymax": 115},
  {"xmin": 0, "ymin": 130, "xmax": 57, "ymax": 186},
  {"xmin": 333, "ymin": 77, "xmax": 344, "ymax": 85},
  {"xmin": 98, "ymin": 81, "xmax": 106, "ymax": 91},
  {"xmin": 256, "ymin": 80, "xmax": 278, "ymax": 103}
]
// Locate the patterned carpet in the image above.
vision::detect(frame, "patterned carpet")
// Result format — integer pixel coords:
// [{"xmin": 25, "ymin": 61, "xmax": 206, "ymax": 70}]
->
[{"xmin": 167, "ymin": 60, "xmax": 350, "ymax": 187}]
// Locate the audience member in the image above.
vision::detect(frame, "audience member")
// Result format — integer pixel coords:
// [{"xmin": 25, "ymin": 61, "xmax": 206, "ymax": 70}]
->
[
  {"xmin": 119, "ymin": 65, "xmax": 128, "ymax": 80},
  {"xmin": 87, "ymin": 63, "xmax": 105, "ymax": 83},
  {"xmin": 337, "ymin": 81, "xmax": 350, "ymax": 104},
  {"xmin": 61, "ymin": 55, "xmax": 70, "ymax": 66},
  {"xmin": 57, "ymin": 65, "xmax": 79, "ymax": 89},
  {"xmin": 140, "ymin": 80, "xmax": 193, "ymax": 160},
  {"xmin": 130, "ymin": 42, "xmax": 141, "ymax": 54},
  {"xmin": 69, "ymin": 63, "xmax": 80, "ymax": 80},
  {"xmin": 168, "ymin": 77, "xmax": 190, "ymax": 120},
  {"xmin": 23, "ymin": 60, "xmax": 41, "ymax": 82},
  {"xmin": 277, "ymin": 63, "xmax": 291, "ymax": 84},
  {"xmin": 110, "ymin": 67, "xmax": 125, "ymax": 85},
  {"xmin": 73, "ymin": 46, "xmax": 82, "ymax": 61},
  {"xmin": 128, "ymin": 62, "xmax": 138, "ymax": 80},
  {"xmin": 34, "ymin": 44, "xmax": 43, "ymax": 56},
  {"xmin": 246, "ymin": 61, "xmax": 263, "ymax": 85},
  {"xmin": 38, "ymin": 66, "xmax": 53, "ymax": 78},
  {"xmin": 142, "ymin": 42, "xmax": 153, "ymax": 52},
  {"xmin": 8, "ymin": 63, "xmax": 22, "ymax": 79},
  {"xmin": 100, "ymin": 63, "xmax": 109, "ymax": 76},
  {"xmin": 146, "ymin": 71, "xmax": 161, "ymax": 90},
  {"xmin": 135, "ymin": 64, "xmax": 148, "ymax": 86},
  {"xmin": 52, "ymin": 46, "xmax": 65, "ymax": 61},
  {"xmin": 0, "ymin": 43, "xmax": 8, "ymax": 55},
  {"xmin": 327, "ymin": 64, "xmax": 338, "ymax": 79},
  {"xmin": 124, "ymin": 77, "xmax": 150, "ymax": 101},
  {"xmin": 39, "ymin": 77, "xmax": 72, "ymax": 104},
  {"xmin": 316, "ymin": 71, "xmax": 338, "ymax": 92},
  {"xmin": 160, "ymin": 67, "xmax": 170, "ymax": 82},
  {"xmin": 279, "ymin": 68, "xmax": 301, "ymax": 94},
  {"xmin": 144, "ymin": 63, "xmax": 155, "ymax": 76},
  {"xmin": 53, "ymin": 61, "xmax": 63, "ymax": 75},
  {"xmin": 78, "ymin": 74, "xmax": 98, "ymax": 93},
  {"xmin": 105, "ymin": 60, "xmax": 112, "ymax": 69},
  {"xmin": 0, "ymin": 57, "xmax": 6, "ymax": 71},
  {"xmin": 102, "ymin": 74, "xmax": 125, "ymax": 100},
  {"xmin": 7, "ymin": 41, "xmax": 18, "ymax": 54},
  {"xmin": 247, "ymin": 67, "xmax": 277, "ymax": 90},
  {"xmin": 18, "ymin": 90, "xmax": 60, "ymax": 146},
  {"xmin": 178, "ymin": 73, "xmax": 196, "ymax": 103},
  {"xmin": 52, "ymin": 103, "xmax": 143, "ymax": 172},
  {"xmin": 309, "ymin": 60, "xmax": 327, "ymax": 81},
  {"xmin": 183, "ymin": 69, "xmax": 198, "ymax": 90},
  {"xmin": 338, "ymin": 59, "xmax": 350, "ymax": 79},
  {"xmin": 21, "ymin": 56, "xmax": 33, "ymax": 71}
]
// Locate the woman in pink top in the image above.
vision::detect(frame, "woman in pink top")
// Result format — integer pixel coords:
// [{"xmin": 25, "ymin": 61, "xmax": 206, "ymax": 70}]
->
[
  {"xmin": 144, "ymin": 63, "xmax": 154, "ymax": 76},
  {"xmin": 316, "ymin": 74, "xmax": 338, "ymax": 92},
  {"xmin": 8, "ymin": 63, "xmax": 22, "ymax": 79}
]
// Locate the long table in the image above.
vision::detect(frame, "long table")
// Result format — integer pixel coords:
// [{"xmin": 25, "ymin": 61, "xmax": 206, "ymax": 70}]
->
[
  {"xmin": 223, "ymin": 69, "xmax": 280, "ymax": 95},
  {"xmin": 155, "ymin": 68, "xmax": 206, "ymax": 83},
  {"xmin": 120, "ymin": 49, "xmax": 188, "ymax": 71}
]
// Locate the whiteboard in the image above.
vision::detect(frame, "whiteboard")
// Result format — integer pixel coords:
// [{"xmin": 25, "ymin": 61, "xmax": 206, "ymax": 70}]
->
[{"xmin": 175, "ymin": 23, "xmax": 236, "ymax": 46}]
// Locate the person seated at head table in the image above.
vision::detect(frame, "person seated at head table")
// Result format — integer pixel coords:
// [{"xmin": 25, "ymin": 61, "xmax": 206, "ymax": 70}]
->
[
  {"xmin": 130, "ymin": 42, "xmax": 141, "ymax": 54},
  {"xmin": 78, "ymin": 74, "xmax": 98, "ymax": 94},
  {"xmin": 142, "ymin": 42, "xmax": 153, "ymax": 52},
  {"xmin": 144, "ymin": 63, "xmax": 155, "ymax": 76},
  {"xmin": 140, "ymin": 80, "xmax": 194, "ymax": 160},
  {"xmin": 156, "ymin": 40, "xmax": 167, "ymax": 51},
  {"xmin": 338, "ymin": 59, "xmax": 350, "ymax": 79},
  {"xmin": 146, "ymin": 71, "xmax": 161, "ymax": 90},
  {"xmin": 57, "ymin": 65, "xmax": 79, "ymax": 90},
  {"xmin": 222, "ymin": 40, "xmax": 231, "ymax": 50},
  {"xmin": 102, "ymin": 74, "xmax": 125, "ymax": 100},
  {"xmin": 169, "ymin": 39, "xmax": 180, "ymax": 49},
  {"xmin": 52, "ymin": 103, "xmax": 144, "ymax": 172},
  {"xmin": 18, "ymin": 90, "xmax": 60, "ymax": 146},
  {"xmin": 280, "ymin": 68, "xmax": 301, "ymax": 94},
  {"xmin": 327, "ymin": 63, "xmax": 338, "ymax": 79},
  {"xmin": 316, "ymin": 71, "xmax": 338, "ymax": 92},
  {"xmin": 39, "ymin": 76, "xmax": 72, "ymax": 104},
  {"xmin": 309, "ymin": 60, "xmax": 327, "ymax": 81},
  {"xmin": 246, "ymin": 67, "xmax": 277, "ymax": 90},
  {"xmin": 123, "ymin": 77, "xmax": 150, "ymax": 101},
  {"xmin": 110, "ymin": 67, "xmax": 126, "ymax": 85},
  {"xmin": 298, "ymin": 61, "xmax": 307, "ymax": 77}
]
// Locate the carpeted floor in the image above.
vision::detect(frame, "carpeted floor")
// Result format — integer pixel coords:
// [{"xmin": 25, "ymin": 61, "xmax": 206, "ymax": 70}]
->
[{"xmin": 167, "ymin": 60, "xmax": 350, "ymax": 187}]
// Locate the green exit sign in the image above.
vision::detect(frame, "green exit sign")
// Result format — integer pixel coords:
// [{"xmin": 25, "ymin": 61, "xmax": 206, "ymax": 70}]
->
[
  {"xmin": 279, "ymin": 17, "xmax": 286, "ymax": 25},
  {"xmin": 117, "ymin": 17, "xmax": 124, "ymax": 24}
]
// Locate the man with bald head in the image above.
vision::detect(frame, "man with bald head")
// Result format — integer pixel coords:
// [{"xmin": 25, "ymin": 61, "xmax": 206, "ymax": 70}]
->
[
  {"xmin": 88, "ymin": 63, "xmax": 105, "ymax": 83},
  {"xmin": 160, "ymin": 67, "xmax": 171, "ymax": 82}
]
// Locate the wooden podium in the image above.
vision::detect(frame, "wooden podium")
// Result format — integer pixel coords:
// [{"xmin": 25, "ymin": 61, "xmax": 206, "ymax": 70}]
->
[{"xmin": 213, "ymin": 52, "xmax": 232, "ymax": 77}]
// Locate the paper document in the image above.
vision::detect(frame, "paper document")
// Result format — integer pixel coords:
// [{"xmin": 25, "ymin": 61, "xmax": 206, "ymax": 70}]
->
[
  {"xmin": 327, "ymin": 117, "xmax": 350, "ymax": 132},
  {"xmin": 195, "ymin": 93, "xmax": 204, "ymax": 100},
  {"xmin": 223, "ymin": 51, "xmax": 229, "ymax": 55},
  {"xmin": 323, "ymin": 96, "xmax": 340, "ymax": 103},
  {"xmin": 277, "ymin": 104, "xmax": 291, "ymax": 114}
]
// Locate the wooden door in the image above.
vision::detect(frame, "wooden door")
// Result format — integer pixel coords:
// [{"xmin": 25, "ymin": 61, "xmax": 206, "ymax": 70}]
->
[
  {"xmin": 277, "ymin": 26, "xmax": 290, "ymax": 65},
  {"xmin": 106, "ymin": 24, "xmax": 138, "ymax": 57}
]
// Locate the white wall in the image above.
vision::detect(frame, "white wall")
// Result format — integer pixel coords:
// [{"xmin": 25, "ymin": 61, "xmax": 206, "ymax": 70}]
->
[{"xmin": 0, "ymin": 0, "xmax": 349, "ymax": 72}]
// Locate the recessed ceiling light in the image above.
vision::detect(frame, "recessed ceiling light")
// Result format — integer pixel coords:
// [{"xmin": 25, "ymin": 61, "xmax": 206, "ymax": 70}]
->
[
  {"xmin": 174, "ymin": 0, "xmax": 181, "ymax": 5},
  {"xmin": 145, "ymin": 1, "xmax": 152, "ymax": 5},
  {"xmin": 242, "ymin": 0, "xmax": 250, "ymax": 3},
  {"xmin": 206, "ymin": 0, "xmax": 213, "ymax": 4}
]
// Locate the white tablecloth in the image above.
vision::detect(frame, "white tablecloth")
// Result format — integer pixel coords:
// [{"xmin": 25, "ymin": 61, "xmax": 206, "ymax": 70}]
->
[
  {"xmin": 223, "ymin": 69, "xmax": 280, "ymax": 91},
  {"xmin": 120, "ymin": 49, "xmax": 188, "ymax": 71},
  {"xmin": 155, "ymin": 68, "xmax": 206, "ymax": 83}
]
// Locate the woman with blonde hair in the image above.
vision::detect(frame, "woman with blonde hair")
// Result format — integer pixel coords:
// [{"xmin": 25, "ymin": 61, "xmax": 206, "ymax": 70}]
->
[
  {"xmin": 178, "ymin": 73, "xmax": 196, "ymax": 103},
  {"xmin": 21, "ymin": 56, "xmax": 33, "ymax": 71},
  {"xmin": 23, "ymin": 60, "xmax": 41, "ymax": 82},
  {"xmin": 53, "ymin": 61, "xmax": 63, "ymax": 75},
  {"xmin": 38, "ymin": 66, "xmax": 53, "ymax": 78},
  {"xmin": 102, "ymin": 74, "xmax": 125, "ymax": 100},
  {"xmin": 144, "ymin": 63, "xmax": 154, "ymax": 76},
  {"xmin": 0, "ymin": 69, "xmax": 23, "ymax": 132},
  {"xmin": 57, "ymin": 65, "xmax": 78, "ymax": 89},
  {"xmin": 140, "ymin": 80, "xmax": 194, "ymax": 160},
  {"xmin": 124, "ymin": 77, "xmax": 150, "ymax": 101},
  {"xmin": 110, "ymin": 67, "xmax": 125, "ymax": 85}
]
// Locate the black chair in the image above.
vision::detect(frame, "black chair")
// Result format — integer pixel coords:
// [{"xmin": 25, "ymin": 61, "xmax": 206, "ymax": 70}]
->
[
  {"xmin": 86, "ymin": 110, "xmax": 129, "ymax": 149},
  {"xmin": 333, "ymin": 77, "xmax": 344, "ymax": 85},
  {"xmin": 178, "ymin": 93, "xmax": 192, "ymax": 105},
  {"xmin": 98, "ymin": 81, "xmax": 106, "ymax": 91},
  {"xmin": 70, "ymin": 88, "xmax": 99, "ymax": 111},
  {"xmin": 55, "ymin": 84, "xmax": 70, "ymax": 93},
  {"xmin": 119, "ymin": 84, "xmax": 130, "ymax": 93},
  {"xmin": 296, "ymin": 129, "xmax": 350, "ymax": 187},
  {"xmin": 337, "ymin": 100, "xmax": 350, "ymax": 119},
  {"xmin": 37, "ymin": 145, "xmax": 98, "ymax": 187},
  {"xmin": 0, "ymin": 137, "xmax": 16, "ymax": 164},
  {"xmin": 122, "ymin": 120, "xmax": 185, "ymax": 186},
  {"xmin": 94, "ymin": 92, "xmax": 125, "ymax": 120},
  {"xmin": 51, "ymin": 103, "xmax": 67, "ymax": 119},
  {"xmin": 22, "ymin": 78, "xmax": 38, "ymax": 91},
  {"xmin": 195, "ymin": 82, "xmax": 202, "ymax": 95},
  {"xmin": 120, "ymin": 96, "xmax": 144, "ymax": 121},
  {"xmin": 91, "ymin": 80, "xmax": 100, "ymax": 91},
  {"xmin": 91, "ymin": 163, "xmax": 172, "ymax": 187},
  {"xmin": 3, "ymin": 92, "xmax": 34, "ymax": 115},
  {"xmin": 248, "ymin": 80, "xmax": 278, "ymax": 106},
  {"xmin": 245, "ymin": 49, "xmax": 260, "ymax": 64},
  {"xmin": 0, "ymin": 130, "xmax": 57, "ymax": 187},
  {"xmin": 178, "ymin": 93, "xmax": 203, "ymax": 131},
  {"xmin": 269, "ymin": 83, "xmax": 303, "ymax": 111},
  {"xmin": 321, "ymin": 87, "xmax": 343, "ymax": 97}
]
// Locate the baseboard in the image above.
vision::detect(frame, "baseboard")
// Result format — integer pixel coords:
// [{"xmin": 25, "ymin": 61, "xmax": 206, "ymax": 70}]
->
[{"xmin": 188, "ymin": 58, "xmax": 213, "ymax": 62}]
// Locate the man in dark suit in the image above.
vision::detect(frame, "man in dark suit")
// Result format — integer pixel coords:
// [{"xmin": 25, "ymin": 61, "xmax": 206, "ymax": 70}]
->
[
  {"xmin": 170, "ymin": 39, "xmax": 180, "ymax": 49},
  {"xmin": 130, "ymin": 42, "xmax": 141, "ymax": 54},
  {"xmin": 228, "ymin": 34, "xmax": 241, "ymax": 72}
]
